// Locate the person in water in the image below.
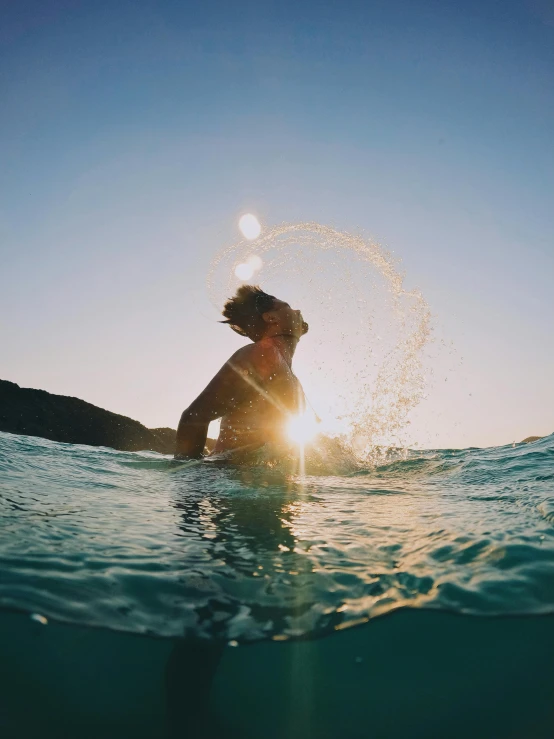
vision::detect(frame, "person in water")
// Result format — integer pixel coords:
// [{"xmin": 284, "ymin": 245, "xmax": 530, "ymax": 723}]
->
[{"xmin": 175, "ymin": 285, "xmax": 309, "ymax": 459}]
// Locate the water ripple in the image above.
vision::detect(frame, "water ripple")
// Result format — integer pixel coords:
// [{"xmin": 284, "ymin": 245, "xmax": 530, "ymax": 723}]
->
[{"xmin": 0, "ymin": 431, "xmax": 553, "ymax": 641}]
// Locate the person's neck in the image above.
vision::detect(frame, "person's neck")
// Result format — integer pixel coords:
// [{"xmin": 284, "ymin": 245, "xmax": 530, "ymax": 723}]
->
[{"xmin": 266, "ymin": 333, "xmax": 299, "ymax": 365}]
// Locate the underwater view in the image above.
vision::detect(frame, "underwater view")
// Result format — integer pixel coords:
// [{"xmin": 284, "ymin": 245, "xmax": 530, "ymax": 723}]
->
[{"xmin": 1, "ymin": 430, "xmax": 553, "ymax": 737}]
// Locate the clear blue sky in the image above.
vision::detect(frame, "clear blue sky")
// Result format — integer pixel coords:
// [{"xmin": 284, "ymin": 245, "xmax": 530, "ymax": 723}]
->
[{"xmin": 1, "ymin": 0, "xmax": 553, "ymax": 448}]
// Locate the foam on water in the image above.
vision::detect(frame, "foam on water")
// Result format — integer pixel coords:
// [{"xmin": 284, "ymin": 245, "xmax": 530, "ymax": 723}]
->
[{"xmin": 1, "ymin": 430, "xmax": 553, "ymax": 642}]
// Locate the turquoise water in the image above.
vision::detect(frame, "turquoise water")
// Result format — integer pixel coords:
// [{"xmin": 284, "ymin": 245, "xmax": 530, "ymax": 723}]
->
[{"xmin": 1, "ymin": 430, "xmax": 554, "ymax": 737}]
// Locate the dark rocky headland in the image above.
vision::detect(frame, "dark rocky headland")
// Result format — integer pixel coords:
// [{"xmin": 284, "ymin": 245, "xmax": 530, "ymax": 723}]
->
[{"xmin": 0, "ymin": 379, "xmax": 179, "ymax": 454}]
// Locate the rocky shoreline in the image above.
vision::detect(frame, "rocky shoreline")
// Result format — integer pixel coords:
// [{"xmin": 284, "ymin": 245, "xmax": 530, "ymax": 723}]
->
[{"xmin": 0, "ymin": 379, "xmax": 179, "ymax": 455}]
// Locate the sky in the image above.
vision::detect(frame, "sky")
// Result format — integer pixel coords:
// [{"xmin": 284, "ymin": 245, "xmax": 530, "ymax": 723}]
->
[{"xmin": 1, "ymin": 0, "xmax": 553, "ymax": 449}]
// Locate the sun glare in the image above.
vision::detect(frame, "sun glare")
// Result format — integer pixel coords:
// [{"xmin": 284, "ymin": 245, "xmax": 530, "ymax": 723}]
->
[
  {"xmin": 239, "ymin": 213, "xmax": 261, "ymax": 240},
  {"xmin": 287, "ymin": 410, "xmax": 319, "ymax": 445}
]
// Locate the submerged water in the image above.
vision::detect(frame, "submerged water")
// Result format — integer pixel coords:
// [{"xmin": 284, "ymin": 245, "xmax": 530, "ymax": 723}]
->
[{"xmin": 1, "ymin": 430, "xmax": 553, "ymax": 643}]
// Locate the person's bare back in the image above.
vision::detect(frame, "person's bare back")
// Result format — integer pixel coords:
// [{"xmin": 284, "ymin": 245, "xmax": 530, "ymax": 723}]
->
[{"xmin": 174, "ymin": 286, "xmax": 309, "ymax": 460}]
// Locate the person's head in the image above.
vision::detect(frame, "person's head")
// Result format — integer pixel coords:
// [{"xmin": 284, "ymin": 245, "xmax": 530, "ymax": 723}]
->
[{"xmin": 221, "ymin": 285, "xmax": 308, "ymax": 342}]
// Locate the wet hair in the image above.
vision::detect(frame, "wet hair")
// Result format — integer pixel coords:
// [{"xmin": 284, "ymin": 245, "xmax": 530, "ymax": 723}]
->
[{"xmin": 221, "ymin": 285, "xmax": 276, "ymax": 340}]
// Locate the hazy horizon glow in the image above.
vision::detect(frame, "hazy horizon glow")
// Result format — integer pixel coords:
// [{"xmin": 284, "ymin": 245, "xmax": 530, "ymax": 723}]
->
[{"xmin": 1, "ymin": 0, "xmax": 553, "ymax": 448}]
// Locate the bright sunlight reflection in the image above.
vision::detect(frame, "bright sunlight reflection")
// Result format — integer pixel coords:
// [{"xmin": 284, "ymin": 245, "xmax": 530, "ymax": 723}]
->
[
  {"xmin": 239, "ymin": 213, "xmax": 262, "ymax": 240},
  {"xmin": 287, "ymin": 410, "xmax": 319, "ymax": 445}
]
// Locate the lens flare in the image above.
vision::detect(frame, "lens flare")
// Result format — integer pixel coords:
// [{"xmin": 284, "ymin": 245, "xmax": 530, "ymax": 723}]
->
[
  {"xmin": 239, "ymin": 214, "xmax": 261, "ymax": 240},
  {"xmin": 234, "ymin": 253, "xmax": 263, "ymax": 281},
  {"xmin": 247, "ymin": 254, "xmax": 263, "ymax": 271},
  {"xmin": 287, "ymin": 410, "xmax": 319, "ymax": 445},
  {"xmin": 234, "ymin": 263, "xmax": 255, "ymax": 280}
]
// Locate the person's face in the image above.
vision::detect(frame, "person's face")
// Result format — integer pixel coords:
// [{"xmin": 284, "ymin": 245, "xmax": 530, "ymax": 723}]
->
[{"xmin": 263, "ymin": 299, "xmax": 309, "ymax": 338}]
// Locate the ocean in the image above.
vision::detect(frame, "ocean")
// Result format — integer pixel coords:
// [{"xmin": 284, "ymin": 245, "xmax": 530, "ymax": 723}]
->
[{"xmin": 1, "ymin": 430, "xmax": 553, "ymax": 737}]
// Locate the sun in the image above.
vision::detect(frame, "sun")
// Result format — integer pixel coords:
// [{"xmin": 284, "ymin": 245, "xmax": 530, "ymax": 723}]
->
[{"xmin": 287, "ymin": 410, "xmax": 320, "ymax": 445}]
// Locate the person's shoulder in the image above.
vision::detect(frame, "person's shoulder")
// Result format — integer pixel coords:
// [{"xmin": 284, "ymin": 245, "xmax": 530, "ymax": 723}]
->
[{"xmin": 228, "ymin": 340, "xmax": 280, "ymax": 375}]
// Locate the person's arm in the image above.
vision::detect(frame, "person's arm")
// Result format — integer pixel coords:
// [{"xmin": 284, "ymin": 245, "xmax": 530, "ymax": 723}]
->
[{"xmin": 174, "ymin": 350, "xmax": 255, "ymax": 459}]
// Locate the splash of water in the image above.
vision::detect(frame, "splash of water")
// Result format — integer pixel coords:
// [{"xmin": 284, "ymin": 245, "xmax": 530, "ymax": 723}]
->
[{"xmin": 208, "ymin": 222, "xmax": 431, "ymax": 462}]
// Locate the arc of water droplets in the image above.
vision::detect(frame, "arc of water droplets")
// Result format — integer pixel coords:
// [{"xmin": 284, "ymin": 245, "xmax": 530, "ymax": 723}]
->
[{"xmin": 208, "ymin": 222, "xmax": 432, "ymax": 462}]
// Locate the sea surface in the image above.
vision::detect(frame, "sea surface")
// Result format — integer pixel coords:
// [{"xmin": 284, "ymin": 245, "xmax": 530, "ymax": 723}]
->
[{"xmin": 1, "ymin": 430, "xmax": 554, "ymax": 738}]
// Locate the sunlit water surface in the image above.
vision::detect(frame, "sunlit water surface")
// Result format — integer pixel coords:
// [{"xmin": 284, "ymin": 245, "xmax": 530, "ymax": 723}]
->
[{"xmin": 1, "ymin": 431, "xmax": 553, "ymax": 643}]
